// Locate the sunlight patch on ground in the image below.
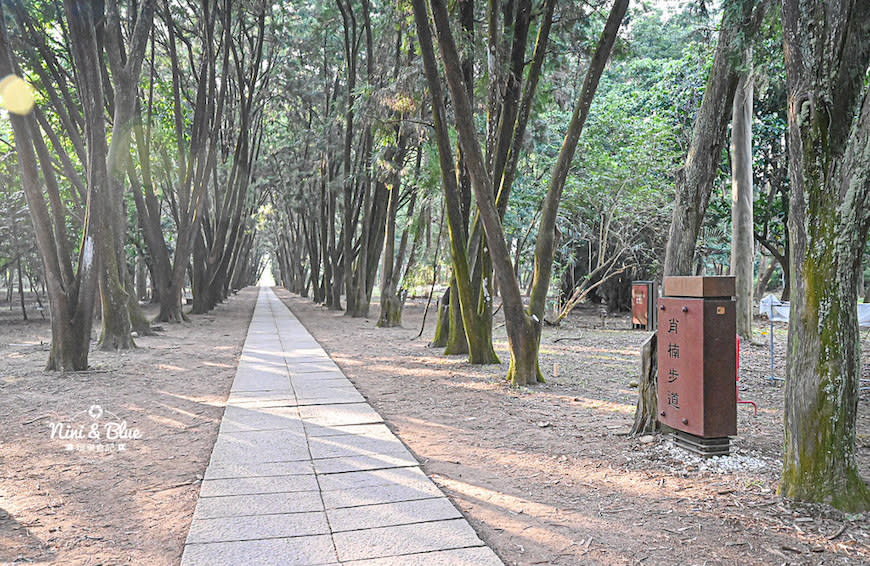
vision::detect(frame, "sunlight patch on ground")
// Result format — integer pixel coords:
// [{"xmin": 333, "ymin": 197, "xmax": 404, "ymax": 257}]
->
[
  {"xmin": 156, "ymin": 364, "xmax": 189, "ymax": 372},
  {"xmin": 575, "ymin": 397, "xmax": 635, "ymax": 414},
  {"xmin": 243, "ymin": 347, "xmax": 289, "ymax": 358},
  {"xmin": 146, "ymin": 414, "xmax": 188, "ymax": 429},
  {"xmin": 431, "ymin": 460, "xmax": 689, "ymax": 565},
  {"xmin": 157, "ymin": 390, "xmax": 226, "ymax": 407},
  {"xmin": 398, "ymin": 415, "xmax": 461, "ymax": 433},
  {"xmin": 201, "ymin": 361, "xmax": 234, "ymax": 368},
  {"xmin": 156, "ymin": 402, "xmax": 209, "ymax": 421},
  {"xmin": 366, "ymin": 363, "xmax": 456, "ymax": 379},
  {"xmin": 448, "ymin": 379, "xmax": 503, "ymax": 392},
  {"xmin": 433, "ymin": 474, "xmax": 568, "ymax": 519}
]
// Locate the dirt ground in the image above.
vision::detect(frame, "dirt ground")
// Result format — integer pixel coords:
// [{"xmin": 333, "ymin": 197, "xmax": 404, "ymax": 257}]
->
[
  {"xmin": 0, "ymin": 288, "xmax": 256, "ymax": 566},
  {"xmin": 274, "ymin": 288, "xmax": 870, "ymax": 566},
  {"xmin": 0, "ymin": 285, "xmax": 868, "ymax": 566}
]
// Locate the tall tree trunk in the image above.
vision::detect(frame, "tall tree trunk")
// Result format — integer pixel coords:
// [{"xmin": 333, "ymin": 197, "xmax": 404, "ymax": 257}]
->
[
  {"xmin": 430, "ymin": 288, "xmax": 450, "ymax": 348},
  {"xmin": 412, "ymin": 0, "xmax": 497, "ymax": 364},
  {"xmin": 730, "ymin": 61, "xmax": 754, "ymax": 341},
  {"xmin": 377, "ymin": 181, "xmax": 403, "ymax": 327},
  {"xmin": 444, "ymin": 282, "xmax": 469, "ymax": 354},
  {"xmin": 376, "ymin": 116, "xmax": 411, "ymax": 327},
  {"xmin": 136, "ymin": 255, "xmax": 148, "ymax": 301},
  {"xmin": 64, "ymin": 0, "xmax": 143, "ymax": 351},
  {"xmin": 337, "ymin": 0, "xmax": 358, "ymax": 316},
  {"xmin": 100, "ymin": 0, "xmax": 156, "ymax": 342},
  {"xmin": 753, "ymin": 252, "xmax": 776, "ymax": 300},
  {"xmin": 17, "ymin": 256, "xmax": 27, "ymax": 320},
  {"xmin": 522, "ymin": 0, "xmax": 629, "ymax": 384},
  {"xmin": 445, "ymin": 0, "xmax": 475, "ymax": 354},
  {"xmin": 0, "ymin": 1, "xmax": 98, "ymax": 370},
  {"xmin": 663, "ymin": 0, "xmax": 769, "ymax": 276},
  {"xmin": 348, "ymin": 0, "xmax": 388, "ymax": 318},
  {"xmin": 423, "ymin": 0, "xmax": 625, "ymax": 383},
  {"xmin": 779, "ymin": 0, "xmax": 870, "ymax": 511}
]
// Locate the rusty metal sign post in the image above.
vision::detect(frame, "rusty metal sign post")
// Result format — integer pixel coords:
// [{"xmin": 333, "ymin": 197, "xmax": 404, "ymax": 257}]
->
[
  {"xmin": 657, "ymin": 276, "xmax": 737, "ymax": 457},
  {"xmin": 631, "ymin": 281, "xmax": 657, "ymax": 330}
]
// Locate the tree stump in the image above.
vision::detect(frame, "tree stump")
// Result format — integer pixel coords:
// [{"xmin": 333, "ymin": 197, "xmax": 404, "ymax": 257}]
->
[{"xmin": 630, "ymin": 332, "xmax": 659, "ymax": 436}]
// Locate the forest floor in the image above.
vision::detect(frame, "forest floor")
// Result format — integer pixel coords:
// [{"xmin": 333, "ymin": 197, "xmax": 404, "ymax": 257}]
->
[
  {"xmin": 0, "ymin": 285, "xmax": 868, "ymax": 565},
  {"xmin": 0, "ymin": 288, "xmax": 256, "ymax": 566},
  {"xmin": 274, "ymin": 288, "xmax": 870, "ymax": 566}
]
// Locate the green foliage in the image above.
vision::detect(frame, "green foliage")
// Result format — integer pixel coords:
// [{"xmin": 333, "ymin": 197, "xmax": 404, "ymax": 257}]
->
[{"xmin": 503, "ymin": 2, "xmax": 714, "ymax": 299}]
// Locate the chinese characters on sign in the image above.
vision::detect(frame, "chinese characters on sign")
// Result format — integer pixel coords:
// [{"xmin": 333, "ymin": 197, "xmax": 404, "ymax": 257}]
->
[{"xmin": 665, "ymin": 317, "xmax": 680, "ymax": 406}]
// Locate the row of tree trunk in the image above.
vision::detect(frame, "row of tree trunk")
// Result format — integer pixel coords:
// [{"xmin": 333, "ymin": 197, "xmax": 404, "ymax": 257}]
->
[
  {"xmin": 275, "ymin": 0, "xmax": 628, "ymax": 388},
  {"xmin": 1, "ymin": 0, "xmax": 269, "ymax": 370}
]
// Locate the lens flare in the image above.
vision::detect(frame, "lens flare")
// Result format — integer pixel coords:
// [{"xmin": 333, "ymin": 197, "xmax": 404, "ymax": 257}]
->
[{"xmin": 0, "ymin": 75, "xmax": 35, "ymax": 115}]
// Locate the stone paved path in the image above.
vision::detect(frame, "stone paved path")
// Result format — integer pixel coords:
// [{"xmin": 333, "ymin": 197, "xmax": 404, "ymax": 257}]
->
[{"xmin": 181, "ymin": 287, "xmax": 504, "ymax": 566}]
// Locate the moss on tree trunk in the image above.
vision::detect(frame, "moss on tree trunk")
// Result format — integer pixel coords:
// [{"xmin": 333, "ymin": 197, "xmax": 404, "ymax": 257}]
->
[
  {"xmin": 504, "ymin": 316, "xmax": 541, "ymax": 386},
  {"xmin": 444, "ymin": 284, "xmax": 468, "ymax": 355},
  {"xmin": 781, "ymin": 269, "xmax": 870, "ymax": 511},
  {"xmin": 779, "ymin": 0, "xmax": 870, "ymax": 511},
  {"xmin": 429, "ymin": 289, "xmax": 450, "ymax": 348},
  {"xmin": 376, "ymin": 294, "xmax": 403, "ymax": 327}
]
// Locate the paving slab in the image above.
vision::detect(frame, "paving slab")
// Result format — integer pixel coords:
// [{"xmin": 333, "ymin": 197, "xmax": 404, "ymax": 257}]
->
[
  {"xmin": 291, "ymin": 370, "xmax": 349, "ymax": 384},
  {"xmin": 229, "ymin": 371, "xmax": 293, "ymax": 392},
  {"xmin": 298, "ymin": 403, "xmax": 384, "ymax": 427},
  {"xmin": 320, "ymin": 480, "xmax": 444, "ymax": 509},
  {"xmin": 343, "ymin": 546, "xmax": 506, "ymax": 566},
  {"xmin": 208, "ymin": 429, "xmax": 311, "ymax": 464},
  {"xmin": 186, "ymin": 511, "xmax": 330, "ymax": 543},
  {"xmin": 218, "ymin": 405, "xmax": 303, "ymax": 433},
  {"xmin": 326, "ymin": 497, "xmax": 463, "ymax": 532},
  {"xmin": 311, "ymin": 449, "xmax": 421, "ymax": 475},
  {"xmin": 296, "ymin": 389, "xmax": 366, "ymax": 406},
  {"xmin": 199, "ymin": 474, "xmax": 319, "ymax": 497},
  {"xmin": 302, "ymin": 423, "xmax": 394, "ymax": 439},
  {"xmin": 331, "ymin": 519, "xmax": 487, "ymax": 562},
  {"xmin": 182, "ymin": 535, "xmax": 338, "ymax": 566},
  {"xmin": 192, "ymin": 491, "xmax": 325, "ymax": 519},
  {"xmin": 203, "ymin": 460, "xmax": 313, "ymax": 480},
  {"xmin": 226, "ymin": 389, "xmax": 297, "ymax": 408},
  {"xmin": 308, "ymin": 433, "xmax": 410, "ymax": 460},
  {"xmin": 316, "ymin": 466, "xmax": 433, "ymax": 492},
  {"xmin": 182, "ymin": 287, "xmax": 503, "ymax": 566},
  {"xmin": 288, "ymin": 360, "xmax": 344, "ymax": 373}
]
